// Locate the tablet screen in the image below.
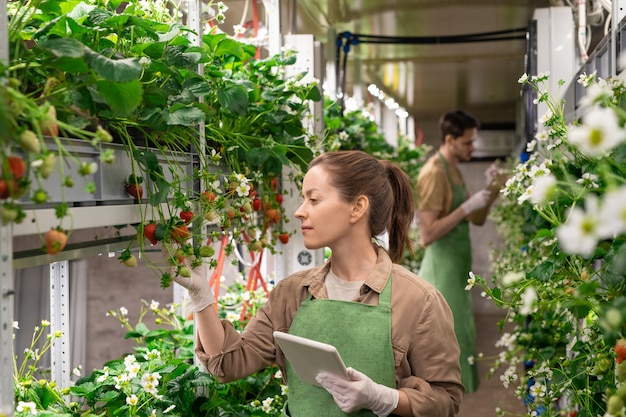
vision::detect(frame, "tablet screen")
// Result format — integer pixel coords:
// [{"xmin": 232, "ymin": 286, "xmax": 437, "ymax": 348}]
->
[{"xmin": 274, "ymin": 331, "xmax": 349, "ymax": 386}]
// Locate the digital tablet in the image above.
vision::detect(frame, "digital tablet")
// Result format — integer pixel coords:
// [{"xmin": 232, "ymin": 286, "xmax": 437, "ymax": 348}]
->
[{"xmin": 273, "ymin": 331, "xmax": 349, "ymax": 386}]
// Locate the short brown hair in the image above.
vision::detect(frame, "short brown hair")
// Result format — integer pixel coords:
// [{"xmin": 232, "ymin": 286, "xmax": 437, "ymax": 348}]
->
[{"xmin": 439, "ymin": 110, "xmax": 480, "ymax": 143}]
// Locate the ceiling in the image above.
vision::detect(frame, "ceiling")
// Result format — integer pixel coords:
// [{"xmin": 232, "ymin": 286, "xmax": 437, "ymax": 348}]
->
[{"xmin": 223, "ymin": 0, "xmax": 586, "ymax": 146}]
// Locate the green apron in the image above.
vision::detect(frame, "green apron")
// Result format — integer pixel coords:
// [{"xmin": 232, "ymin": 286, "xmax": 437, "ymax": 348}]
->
[
  {"xmin": 418, "ymin": 152, "xmax": 479, "ymax": 393},
  {"xmin": 282, "ymin": 277, "xmax": 396, "ymax": 417}
]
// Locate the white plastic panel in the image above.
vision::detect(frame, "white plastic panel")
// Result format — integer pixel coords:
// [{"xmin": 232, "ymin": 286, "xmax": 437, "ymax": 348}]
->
[{"xmin": 532, "ymin": 7, "xmax": 578, "ymax": 118}]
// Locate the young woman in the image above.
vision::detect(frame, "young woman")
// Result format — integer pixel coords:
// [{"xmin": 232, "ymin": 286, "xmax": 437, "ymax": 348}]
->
[{"xmin": 173, "ymin": 150, "xmax": 463, "ymax": 417}]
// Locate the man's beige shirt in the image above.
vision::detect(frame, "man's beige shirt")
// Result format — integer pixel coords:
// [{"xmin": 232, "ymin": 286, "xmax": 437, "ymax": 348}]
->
[{"xmin": 416, "ymin": 152, "xmax": 468, "ymax": 215}]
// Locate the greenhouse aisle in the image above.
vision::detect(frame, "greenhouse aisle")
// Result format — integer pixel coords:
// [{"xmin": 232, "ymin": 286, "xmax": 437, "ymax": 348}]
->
[{"xmin": 457, "ymin": 313, "xmax": 527, "ymax": 417}]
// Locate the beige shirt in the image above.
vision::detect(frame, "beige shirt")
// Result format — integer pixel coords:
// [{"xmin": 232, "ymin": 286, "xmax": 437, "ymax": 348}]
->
[
  {"xmin": 416, "ymin": 152, "xmax": 468, "ymax": 215},
  {"xmin": 195, "ymin": 247, "xmax": 464, "ymax": 416}
]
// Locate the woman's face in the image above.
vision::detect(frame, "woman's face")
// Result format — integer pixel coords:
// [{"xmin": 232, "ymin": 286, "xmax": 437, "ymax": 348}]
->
[{"xmin": 294, "ymin": 165, "xmax": 354, "ymax": 250}]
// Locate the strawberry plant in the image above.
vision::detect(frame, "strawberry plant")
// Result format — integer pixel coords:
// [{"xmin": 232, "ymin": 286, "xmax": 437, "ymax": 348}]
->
[{"xmin": 5, "ymin": 0, "xmax": 323, "ymax": 269}]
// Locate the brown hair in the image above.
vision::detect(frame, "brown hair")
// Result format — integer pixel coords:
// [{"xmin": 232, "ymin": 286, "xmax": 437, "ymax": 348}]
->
[
  {"xmin": 439, "ymin": 110, "xmax": 480, "ymax": 143},
  {"xmin": 308, "ymin": 150, "xmax": 414, "ymax": 263}
]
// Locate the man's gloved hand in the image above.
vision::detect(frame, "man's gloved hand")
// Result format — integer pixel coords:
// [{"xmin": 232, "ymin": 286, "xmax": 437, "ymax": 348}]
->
[
  {"xmin": 485, "ymin": 162, "xmax": 500, "ymax": 186},
  {"xmin": 315, "ymin": 367, "xmax": 399, "ymax": 417},
  {"xmin": 460, "ymin": 189, "xmax": 491, "ymax": 215},
  {"xmin": 165, "ymin": 253, "xmax": 216, "ymax": 312}
]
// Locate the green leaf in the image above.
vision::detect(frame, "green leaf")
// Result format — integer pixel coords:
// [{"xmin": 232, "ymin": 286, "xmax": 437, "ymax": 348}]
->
[
  {"xmin": 96, "ymin": 79, "xmax": 143, "ymax": 117},
  {"xmin": 214, "ymin": 38, "xmax": 245, "ymax": 59},
  {"xmin": 305, "ymin": 85, "xmax": 322, "ymax": 101},
  {"xmin": 164, "ymin": 107, "xmax": 206, "ymax": 125},
  {"xmin": 527, "ymin": 259, "xmax": 559, "ymax": 282},
  {"xmin": 183, "ymin": 76, "xmax": 212, "ymax": 97},
  {"xmin": 155, "ymin": 223, "xmax": 168, "ymax": 241},
  {"xmin": 39, "ymin": 38, "xmax": 85, "ymax": 59},
  {"xmin": 50, "ymin": 56, "xmax": 89, "ymax": 73},
  {"xmin": 217, "ymin": 85, "xmax": 248, "ymax": 115},
  {"xmin": 85, "ymin": 49, "xmax": 142, "ymax": 82},
  {"xmin": 150, "ymin": 182, "xmax": 171, "ymax": 206},
  {"xmin": 132, "ymin": 150, "xmax": 160, "ymax": 171},
  {"xmin": 246, "ymin": 148, "xmax": 270, "ymax": 165}
]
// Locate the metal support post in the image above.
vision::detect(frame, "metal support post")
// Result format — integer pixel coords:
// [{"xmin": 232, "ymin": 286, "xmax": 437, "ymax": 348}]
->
[
  {"xmin": 50, "ymin": 261, "xmax": 71, "ymax": 392},
  {"xmin": 0, "ymin": 225, "xmax": 14, "ymax": 417},
  {"xmin": 276, "ymin": 34, "xmax": 325, "ymax": 281},
  {"xmin": 267, "ymin": 0, "xmax": 282, "ymax": 56},
  {"xmin": 0, "ymin": 0, "xmax": 14, "ymax": 415}
]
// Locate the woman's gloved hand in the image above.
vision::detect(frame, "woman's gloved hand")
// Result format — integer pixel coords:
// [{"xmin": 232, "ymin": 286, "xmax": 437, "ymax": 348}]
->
[
  {"xmin": 171, "ymin": 262, "xmax": 216, "ymax": 312},
  {"xmin": 460, "ymin": 189, "xmax": 491, "ymax": 214},
  {"xmin": 315, "ymin": 367, "xmax": 399, "ymax": 417}
]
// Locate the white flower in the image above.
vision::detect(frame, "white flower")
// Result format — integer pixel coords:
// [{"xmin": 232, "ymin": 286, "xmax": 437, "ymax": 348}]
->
[
  {"xmin": 16, "ymin": 401, "xmax": 38, "ymax": 414},
  {"xmin": 538, "ymin": 109, "xmax": 553, "ymax": 126},
  {"xmin": 233, "ymin": 24, "xmax": 246, "ymax": 36},
  {"xmin": 465, "ymin": 271, "xmax": 476, "ymax": 290},
  {"xmin": 598, "ymin": 185, "xmax": 626, "ymax": 238},
  {"xmin": 150, "ymin": 300, "xmax": 160, "ymax": 311},
  {"xmin": 556, "ymin": 195, "xmax": 602, "ymax": 258},
  {"xmin": 517, "ymin": 185, "xmax": 534, "ymax": 204},
  {"xmin": 13, "ymin": 321, "xmax": 19, "ymax": 329},
  {"xmin": 518, "ymin": 73, "xmax": 529, "ymax": 83},
  {"xmin": 535, "ymin": 130, "xmax": 549, "ymax": 142},
  {"xmin": 576, "ymin": 172, "xmax": 599, "ymax": 189},
  {"xmin": 577, "ymin": 71, "xmax": 596, "ymax": 87},
  {"xmin": 567, "ymin": 106, "xmax": 626, "ymax": 157},
  {"xmin": 501, "ymin": 271, "xmax": 525, "ymax": 286},
  {"xmin": 126, "ymin": 394, "xmax": 138, "ymax": 406},
  {"xmin": 529, "ymin": 382, "xmax": 547, "ymax": 398},
  {"xmin": 529, "ymin": 173, "xmax": 557, "ymax": 205},
  {"xmin": 519, "ymin": 287, "xmax": 537, "ymax": 315},
  {"xmin": 579, "ymin": 79, "xmax": 613, "ymax": 107}
]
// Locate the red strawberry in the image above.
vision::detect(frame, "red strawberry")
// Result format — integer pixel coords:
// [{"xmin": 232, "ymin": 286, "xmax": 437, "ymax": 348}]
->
[
  {"xmin": 44, "ymin": 229, "xmax": 68, "ymax": 255},
  {"xmin": 143, "ymin": 223, "xmax": 158, "ymax": 245},
  {"xmin": 0, "ymin": 180, "xmax": 8, "ymax": 199},
  {"xmin": 276, "ymin": 194, "xmax": 283, "ymax": 205},
  {"xmin": 8, "ymin": 156, "xmax": 26, "ymax": 180},
  {"xmin": 253, "ymin": 197, "xmax": 261, "ymax": 211},
  {"xmin": 278, "ymin": 232, "xmax": 289, "ymax": 244},
  {"xmin": 125, "ymin": 174, "xmax": 143, "ymax": 200},
  {"xmin": 126, "ymin": 183, "xmax": 143, "ymax": 200},
  {"xmin": 201, "ymin": 191, "xmax": 216, "ymax": 203},
  {"xmin": 179, "ymin": 209, "xmax": 194, "ymax": 224},
  {"xmin": 170, "ymin": 224, "xmax": 190, "ymax": 243},
  {"xmin": 615, "ymin": 339, "xmax": 626, "ymax": 364}
]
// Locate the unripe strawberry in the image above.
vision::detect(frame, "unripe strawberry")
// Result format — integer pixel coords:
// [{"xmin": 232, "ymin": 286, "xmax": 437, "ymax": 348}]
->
[
  {"xmin": 178, "ymin": 266, "xmax": 191, "ymax": 277},
  {"xmin": 95, "ymin": 126, "xmax": 113, "ymax": 143},
  {"xmin": 607, "ymin": 394, "xmax": 623, "ymax": 415},
  {"xmin": 198, "ymin": 245, "xmax": 215, "ymax": 257},
  {"xmin": 1, "ymin": 206, "xmax": 18, "ymax": 225},
  {"xmin": 39, "ymin": 153, "xmax": 57, "ymax": 178},
  {"xmin": 122, "ymin": 255, "xmax": 137, "ymax": 268},
  {"xmin": 40, "ymin": 105, "xmax": 59, "ymax": 136},
  {"xmin": 19, "ymin": 130, "xmax": 41, "ymax": 153}
]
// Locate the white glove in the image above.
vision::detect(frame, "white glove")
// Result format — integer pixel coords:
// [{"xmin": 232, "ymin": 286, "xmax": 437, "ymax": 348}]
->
[
  {"xmin": 315, "ymin": 367, "xmax": 399, "ymax": 417},
  {"xmin": 460, "ymin": 189, "xmax": 491, "ymax": 215},
  {"xmin": 172, "ymin": 262, "xmax": 216, "ymax": 312},
  {"xmin": 485, "ymin": 163, "xmax": 500, "ymax": 186}
]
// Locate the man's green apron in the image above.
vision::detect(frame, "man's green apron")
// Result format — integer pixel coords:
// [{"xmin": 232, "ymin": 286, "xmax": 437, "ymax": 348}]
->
[
  {"xmin": 418, "ymin": 152, "xmax": 479, "ymax": 393},
  {"xmin": 282, "ymin": 277, "xmax": 396, "ymax": 417}
]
